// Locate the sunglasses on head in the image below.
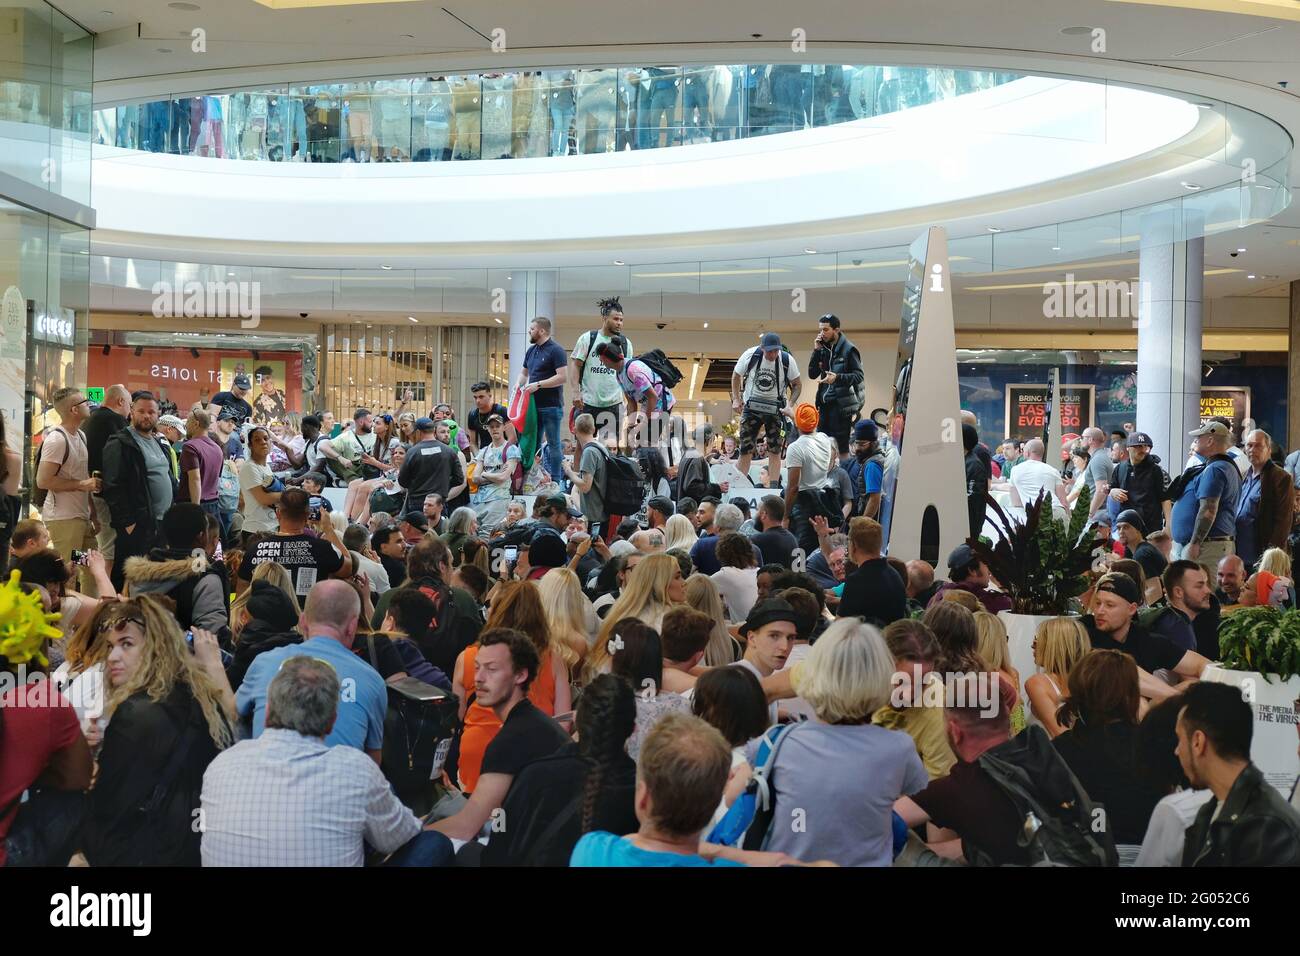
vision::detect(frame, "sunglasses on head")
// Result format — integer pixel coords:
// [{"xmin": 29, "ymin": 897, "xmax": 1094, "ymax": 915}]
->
[{"xmin": 98, "ymin": 615, "xmax": 144, "ymax": 634}]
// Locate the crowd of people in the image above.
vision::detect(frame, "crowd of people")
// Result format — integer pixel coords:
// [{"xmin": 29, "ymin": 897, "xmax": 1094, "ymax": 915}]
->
[{"xmin": 2, "ymin": 308, "xmax": 1299, "ymax": 868}]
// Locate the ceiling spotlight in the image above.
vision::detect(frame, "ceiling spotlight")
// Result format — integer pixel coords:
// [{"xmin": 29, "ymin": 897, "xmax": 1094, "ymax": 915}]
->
[
  {"xmin": 804, "ymin": 247, "xmax": 817, "ymax": 254},
  {"xmin": 1247, "ymin": 274, "xmax": 1256, "ymax": 279},
  {"xmin": 986, "ymin": 226, "xmax": 1002, "ymax": 233},
  {"xmin": 407, "ymin": 315, "xmax": 418, "ymax": 323},
  {"xmin": 494, "ymin": 317, "xmax": 504, "ymax": 324},
  {"xmin": 1051, "ymin": 245, "xmax": 1061, "ymax": 251},
  {"xmin": 227, "ymin": 271, "xmax": 235, "ymax": 277},
  {"xmin": 1236, "ymin": 248, "xmax": 1246, "ymax": 253},
  {"xmin": 702, "ymin": 322, "xmax": 709, "ymax": 329},
  {"xmin": 380, "ymin": 264, "xmax": 393, "ymax": 270},
  {"xmin": 613, "ymin": 259, "xmax": 625, "ymax": 266},
  {"xmin": 1194, "ymin": 102, "xmax": 1215, "ymax": 110},
  {"xmin": 1181, "ymin": 181, "xmax": 1202, "ymax": 191}
]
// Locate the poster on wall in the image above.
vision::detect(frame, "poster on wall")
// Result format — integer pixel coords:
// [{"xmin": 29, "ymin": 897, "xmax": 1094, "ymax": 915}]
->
[
  {"xmin": 1200, "ymin": 386, "xmax": 1251, "ymax": 439},
  {"xmin": 1005, "ymin": 383, "xmax": 1095, "ymax": 443},
  {"xmin": 88, "ymin": 347, "xmax": 302, "ymax": 420},
  {"xmin": 0, "ymin": 288, "xmax": 26, "ymax": 454}
]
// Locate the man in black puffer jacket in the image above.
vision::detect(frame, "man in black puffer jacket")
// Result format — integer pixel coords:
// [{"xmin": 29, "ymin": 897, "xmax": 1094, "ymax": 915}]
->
[
  {"xmin": 124, "ymin": 503, "xmax": 229, "ymax": 643},
  {"xmin": 808, "ymin": 314, "xmax": 864, "ymax": 459}
]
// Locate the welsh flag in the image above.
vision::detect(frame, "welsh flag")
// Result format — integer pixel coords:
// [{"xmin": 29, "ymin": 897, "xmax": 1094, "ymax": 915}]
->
[{"xmin": 508, "ymin": 386, "xmax": 538, "ymax": 472}]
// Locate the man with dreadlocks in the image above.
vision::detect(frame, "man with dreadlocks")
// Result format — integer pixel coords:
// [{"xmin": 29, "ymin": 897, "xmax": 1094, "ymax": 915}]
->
[{"xmin": 569, "ymin": 296, "xmax": 633, "ymax": 446}]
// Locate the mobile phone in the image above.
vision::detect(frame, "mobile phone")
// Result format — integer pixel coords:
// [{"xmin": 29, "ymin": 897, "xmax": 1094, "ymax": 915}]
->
[
  {"xmin": 504, "ymin": 546, "xmax": 518, "ymax": 563},
  {"xmin": 184, "ymin": 630, "xmax": 195, "ymax": 651},
  {"xmin": 70, "ymin": 549, "xmax": 91, "ymax": 566},
  {"xmin": 309, "ymin": 495, "xmax": 323, "ymax": 522}
]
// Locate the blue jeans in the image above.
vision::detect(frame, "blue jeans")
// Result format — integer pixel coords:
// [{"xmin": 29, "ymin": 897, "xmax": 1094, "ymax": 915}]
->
[
  {"xmin": 536, "ymin": 405, "xmax": 564, "ymax": 487},
  {"xmin": 550, "ymin": 98, "xmax": 575, "ymax": 155},
  {"xmin": 385, "ymin": 830, "xmax": 456, "ymax": 867}
]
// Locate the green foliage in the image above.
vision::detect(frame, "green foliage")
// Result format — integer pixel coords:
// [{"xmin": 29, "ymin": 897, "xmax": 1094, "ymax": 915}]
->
[
  {"xmin": 1216, "ymin": 606, "xmax": 1300, "ymax": 681},
  {"xmin": 969, "ymin": 486, "xmax": 1096, "ymax": 616}
]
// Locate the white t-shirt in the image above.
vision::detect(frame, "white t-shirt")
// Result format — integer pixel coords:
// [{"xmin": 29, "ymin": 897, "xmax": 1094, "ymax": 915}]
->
[
  {"xmin": 732, "ymin": 658, "xmax": 780, "ymax": 724},
  {"xmin": 736, "ymin": 347, "xmax": 801, "ymax": 406},
  {"xmin": 1008, "ymin": 459, "xmax": 1062, "ymax": 508},
  {"xmin": 785, "ymin": 432, "xmax": 835, "ymax": 490},
  {"xmin": 238, "ymin": 459, "xmax": 278, "ymax": 533},
  {"xmin": 711, "ymin": 566, "xmax": 759, "ymax": 623},
  {"xmin": 39, "ymin": 427, "xmax": 91, "ymax": 521},
  {"xmin": 1135, "ymin": 789, "xmax": 1214, "ymax": 867}
]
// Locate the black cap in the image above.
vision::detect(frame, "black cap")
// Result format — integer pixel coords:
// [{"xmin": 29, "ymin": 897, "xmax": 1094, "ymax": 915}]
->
[
  {"xmin": 232, "ymin": 374, "xmax": 251, "ymax": 390},
  {"xmin": 529, "ymin": 533, "xmax": 567, "ymax": 569},
  {"xmin": 400, "ymin": 511, "xmax": 428, "ymax": 531},
  {"xmin": 854, "ymin": 419, "xmax": 878, "ymax": 442},
  {"xmin": 246, "ymin": 580, "xmax": 300, "ymax": 632},
  {"xmin": 545, "ymin": 493, "xmax": 582, "ymax": 518},
  {"xmin": 646, "ymin": 495, "xmax": 674, "ymax": 518},
  {"xmin": 484, "ymin": 413, "xmax": 506, "ymax": 426},
  {"xmin": 740, "ymin": 597, "xmax": 801, "ymax": 637},
  {"xmin": 1095, "ymin": 572, "xmax": 1141, "ymax": 605},
  {"xmin": 1114, "ymin": 509, "xmax": 1146, "ymax": 535},
  {"xmin": 1126, "ymin": 432, "xmax": 1153, "ymax": 447}
]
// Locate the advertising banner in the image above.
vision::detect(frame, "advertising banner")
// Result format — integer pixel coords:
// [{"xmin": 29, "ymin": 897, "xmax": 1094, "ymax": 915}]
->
[
  {"xmin": 1200, "ymin": 386, "xmax": 1251, "ymax": 439},
  {"xmin": 1005, "ymin": 383, "xmax": 1095, "ymax": 443}
]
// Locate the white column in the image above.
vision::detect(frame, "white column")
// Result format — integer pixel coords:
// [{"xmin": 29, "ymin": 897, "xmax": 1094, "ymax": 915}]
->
[
  {"xmin": 1137, "ymin": 220, "xmax": 1203, "ymax": 476},
  {"xmin": 507, "ymin": 270, "xmax": 556, "ymax": 394}
]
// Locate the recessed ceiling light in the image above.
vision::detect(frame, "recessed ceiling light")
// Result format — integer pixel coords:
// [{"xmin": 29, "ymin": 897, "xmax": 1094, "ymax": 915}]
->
[
  {"xmin": 506, "ymin": 274, "xmax": 512, "ymax": 280},
  {"xmin": 804, "ymin": 247, "xmax": 817, "ymax": 254},
  {"xmin": 168, "ymin": 2, "xmax": 201, "ymax": 10},
  {"xmin": 613, "ymin": 259, "xmax": 625, "ymax": 266},
  {"xmin": 1051, "ymin": 245, "xmax": 1061, "ymax": 251},
  {"xmin": 79, "ymin": 249, "xmax": 88, "ymax": 254},
  {"xmin": 703, "ymin": 322, "xmax": 709, "ymax": 329},
  {"xmin": 1236, "ymin": 247, "xmax": 1246, "ymax": 253},
  {"xmin": 1194, "ymin": 102, "xmax": 1215, "ymax": 110},
  {"xmin": 1247, "ymin": 274, "xmax": 1256, "ymax": 279},
  {"xmin": 407, "ymin": 315, "xmax": 418, "ymax": 323},
  {"xmin": 1060, "ymin": 26, "xmax": 1095, "ymax": 36},
  {"xmin": 986, "ymin": 226, "xmax": 1002, "ymax": 233},
  {"xmin": 227, "ymin": 272, "xmax": 235, "ymax": 277},
  {"xmin": 380, "ymin": 264, "xmax": 392, "ymax": 270},
  {"xmin": 1181, "ymin": 181, "xmax": 1201, "ymax": 191},
  {"xmin": 493, "ymin": 317, "xmax": 503, "ymax": 324}
]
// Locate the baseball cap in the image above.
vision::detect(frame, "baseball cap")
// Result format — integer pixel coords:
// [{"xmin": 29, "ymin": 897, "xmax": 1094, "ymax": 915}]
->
[
  {"xmin": 947, "ymin": 543, "xmax": 977, "ymax": 571},
  {"xmin": 414, "ymin": 417, "xmax": 436, "ymax": 432},
  {"xmin": 1189, "ymin": 420, "xmax": 1229, "ymax": 439},
  {"xmin": 232, "ymin": 374, "xmax": 251, "ymax": 390},
  {"xmin": 545, "ymin": 493, "xmax": 582, "ymax": 518},
  {"xmin": 853, "ymin": 419, "xmax": 879, "ymax": 442},
  {"xmin": 740, "ymin": 597, "xmax": 801, "ymax": 637},
  {"xmin": 400, "ymin": 511, "xmax": 428, "ymax": 532},
  {"xmin": 528, "ymin": 534, "xmax": 567, "ymax": 569},
  {"xmin": 1114, "ymin": 509, "xmax": 1146, "ymax": 535},
  {"xmin": 1094, "ymin": 572, "xmax": 1140, "ymax": 605},
  {"xmin": 1126, "ymin": 432, "xmax": 1153, "ymax": 447},
  {"xmin": 646, "ymin": 495, "xmax": 674, "ymax": 519},
  {"xmin": 158, "ymin": 414, "xmax": 186, "ymax": 431},
  {"xmin": 484, "ymin": 412, "xmax": 506, "ymax": 426},
  {"xmin": 761, "ymin": 332, "xmax": 782, "ymax": 350}
]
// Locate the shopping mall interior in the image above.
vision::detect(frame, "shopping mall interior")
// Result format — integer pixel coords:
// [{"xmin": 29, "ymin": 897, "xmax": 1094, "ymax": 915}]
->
[{"xmin": 4, "ymin": 0, "xmax": 1300, "ymax": 467}]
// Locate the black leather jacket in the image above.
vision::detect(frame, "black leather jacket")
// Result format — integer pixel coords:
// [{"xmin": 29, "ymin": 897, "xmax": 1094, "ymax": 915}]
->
[
  {"xmin": 1181, "ymin": 762, "xmax": 1300, "ymax": 866},
  {"xmin": 101, "ymin": 427, "xmax": 178, "ymax": 531},
  {"xmin": 808, "ymin": 332, "xmax": 864, "ymax": 414}
]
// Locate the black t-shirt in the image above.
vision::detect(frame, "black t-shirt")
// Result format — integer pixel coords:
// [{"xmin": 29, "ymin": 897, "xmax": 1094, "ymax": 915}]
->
[
  {"xmin": 480, "ymin": 699, "xmax": 570, "ymax": 779},
  {"xmin": 210, "ymin": 392, "xmax": 253, "ymax": 427},
  {"xmin": 752, "ymin": 527, "xmax": 798, "ymax": 568},
  {"xmin": 380, "ymin": 554, "xmax": 407, "ymax": 589},
  {"xmin": 1083, "ymin": 615, "xmax": 1186, "ymax": 674},
  {"xmin": 239, "ymin": 532, "xmax": 344, "ymax": 607},
  {"xmin": 1130, "ymin": 541, "xmax": 1167, "ymax": 582},
  {"xmin": 965, "ymin": 450, "xmax": 990, "ymax": 537},
  {"xmin": 397, "ymin": 439, "xmax": 462, "ymax": 502},
  {"xmin": 837, "ymin": 557, "xmax": 908, "ymax": 626},
  {"xmin": 467, "ymin": 403, "xmax": 510, "ymax": 448},
  {"xmin": 1052, "ymin": 724, "xmax": 1163, "ymax": 845},
  {"xmin": 912, "ymin": 759, "xmax": 1030, "ymax": 866}
]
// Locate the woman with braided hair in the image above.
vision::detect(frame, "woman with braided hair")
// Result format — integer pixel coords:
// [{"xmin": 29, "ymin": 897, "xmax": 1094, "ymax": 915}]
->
[
  {"xmin": 481, "ymin": 673, "xmax": 637, "ymax": 867},
  {"xmin": 80, "ymin": 594, "xmax": 235, "ymax": 866}
]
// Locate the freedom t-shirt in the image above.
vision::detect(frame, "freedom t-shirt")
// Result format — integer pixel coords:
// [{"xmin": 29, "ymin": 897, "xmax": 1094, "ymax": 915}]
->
[
  {"xmin": 239, "ymin": 532, "xmax": 344, "ymax": 607},
  {"xmin": 572, "ymin": 330, "xmax": 633, "ymax": 408}
]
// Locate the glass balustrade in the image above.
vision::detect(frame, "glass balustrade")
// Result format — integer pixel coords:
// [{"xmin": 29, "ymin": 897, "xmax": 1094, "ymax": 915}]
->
[{"xmin": 92, "ymin": 64, "xmax": 1022, "ymax": 163}]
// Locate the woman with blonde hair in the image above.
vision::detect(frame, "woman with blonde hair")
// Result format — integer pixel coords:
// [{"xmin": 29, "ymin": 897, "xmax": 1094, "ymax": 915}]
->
[
  {"xmin": 452, "ymin": 580, "xmax": 572, "ymax": 792},
  {"xmin": 751, "ymin": 617, "xmax": 928, "ymax": 866},
  {"xmin": 684, "ymin": 572, "xmax": 740, "ymax": 666},
  {"xmin": 535, "ymin": 567, "xmax": 592, "ymax": 668},
  {"xmin": 1259, "ymin": 547, "xmax": 1291, "ymax": 578},
  {"xmin": 973, "ymin": 611, "xmax": 1025, "ymax": 735},
  {"xmin": 1024, "ymin": 616, "xmax": 1092, "ymax": 737},
  {"xmin": 586, "ymin": 553, "xmax": 687, "ymax": 681},
  {"xmin": 661, "ymin": 513, "xmax": 698, "ymax": 553},
  {"xmin": 80, "ymin": 595, "xmax": 235, "ymax": 866}
]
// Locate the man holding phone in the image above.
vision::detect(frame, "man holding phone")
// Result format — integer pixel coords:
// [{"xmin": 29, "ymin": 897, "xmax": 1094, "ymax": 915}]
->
[
  {"xmin": 236, "ymin": 487, "xmax": 353, "ymax": 607},
  {"xmin": 807, "ymin": 314, "xmax": 865, "ymax": 461}
]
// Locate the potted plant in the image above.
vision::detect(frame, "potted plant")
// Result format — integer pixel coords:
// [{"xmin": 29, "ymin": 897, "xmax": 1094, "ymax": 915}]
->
[
  {"xmin": 1202, "ymin": 605, "xmax": 1300, "ymax": 795},
  {"xmin": 967, "ymin": 488, "xmax": 1096, "ymax": 701}
]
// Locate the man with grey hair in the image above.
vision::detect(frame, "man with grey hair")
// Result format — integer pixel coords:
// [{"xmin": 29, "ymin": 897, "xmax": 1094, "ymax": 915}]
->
[
  {"xmin": 235, "ymin": 579, "xmax": 387, "ymax": 763},
  {"xmin": 1171, "ymin": 420, "xmax": 1242, "ymax": 565},
  {"xmin": 202, "ymin": 657, "xmax": 454, "ymax": 867},
  {"xmin": 1235, "ymin": 428, "xmax": 1293, "ymax": 571},
  {"xmin": 689, "ymin": 502, "xmax": 759, "ymax": 575}
]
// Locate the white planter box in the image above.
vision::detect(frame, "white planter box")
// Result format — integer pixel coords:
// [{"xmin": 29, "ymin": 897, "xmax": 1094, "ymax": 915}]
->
[
  {"xmin": 998, "ymin": 612, "xmax": 1058, "ymax": 709},
  {"xmin": 1201, "ymin": 666, "xmax": 1300, "ymax": 798}
]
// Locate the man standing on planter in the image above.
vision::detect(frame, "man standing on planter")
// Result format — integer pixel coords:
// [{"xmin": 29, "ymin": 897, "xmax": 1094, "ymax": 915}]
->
[{"xmin": 1170, "ymin": 421, "xmax": 1241, "ymax": 567}]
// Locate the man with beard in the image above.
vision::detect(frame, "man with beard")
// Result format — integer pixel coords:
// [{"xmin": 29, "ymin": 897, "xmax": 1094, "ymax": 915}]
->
[
  {"xmin": 842, "ymin": 419, "xmax": 885, "ymax": 521},
  {"xmin": 1106, "ymin": 431, "xmax": 1171, "ymax": 533},
  {"xmin": 329, "ymin": 408, "xmax": 378, "ymax": 484},
  {"xmin": 251, "ymin": 366, "xmax": 287, "ymax": 424},
  {"xmin": 1146, "ymin": 560, "xmax": 1222, "ymax": 660},
  {"xmin": 208, "ymin": 373, "xmax": 254, "ymax": 428},
  {"xmin": 514, "ymin": 316, "xmax": 568, "ymax": 490},
  {"xmin": 569, "ymin": 296, "xmax": 633, "ymax": 445},
  {"xmin": 101, "ymin": 390, "xmax": 178, "ymax": 591},
  {"xmin": 807, "ymin": 314, "xmax": 864, "ymax": 461}
]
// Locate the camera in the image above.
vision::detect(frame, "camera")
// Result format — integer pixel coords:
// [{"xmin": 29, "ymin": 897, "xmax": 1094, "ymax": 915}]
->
[{"xmin": 656, "ymin": 323, "xmax": 667, "ymax": 330}]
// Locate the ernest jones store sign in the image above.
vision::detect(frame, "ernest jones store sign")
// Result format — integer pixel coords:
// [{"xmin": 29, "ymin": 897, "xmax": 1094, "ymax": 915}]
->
[
  {"xmin": 88, "ymin": 347, "xmax": 302, "ymax": 414},
  {"xmin": 1005, "ymin": 383, "xmax": 1095, "ymax": 442}
]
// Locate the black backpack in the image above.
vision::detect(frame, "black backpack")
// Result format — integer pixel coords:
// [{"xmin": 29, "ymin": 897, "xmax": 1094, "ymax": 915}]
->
[
  {"xmin": 576, "ymin": 329, "xmax": 630, "ymax": 384},
  {"xmin": 632, "ymin": 349, "xmax": 683, "ymax": 391},
  {"xmin": 968, "ymin": 725, "xmax": 1117, "ymax": 867},
  {"xmin": 1166, "ymin": 452, "xmax": 1239, "ymax": 505},
  {"xmin": 410, "ymin": 577, "xmax": 481, "ymax": 677},
  {"xmin": 594, "ymin": 443, "xmax": 647, "ymax": 517}
]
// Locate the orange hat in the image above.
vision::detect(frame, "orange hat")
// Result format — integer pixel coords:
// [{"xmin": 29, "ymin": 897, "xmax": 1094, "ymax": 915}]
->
[{"xmin": 794, "ymin": 403, "xmax": 820, "ymax": 434}]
